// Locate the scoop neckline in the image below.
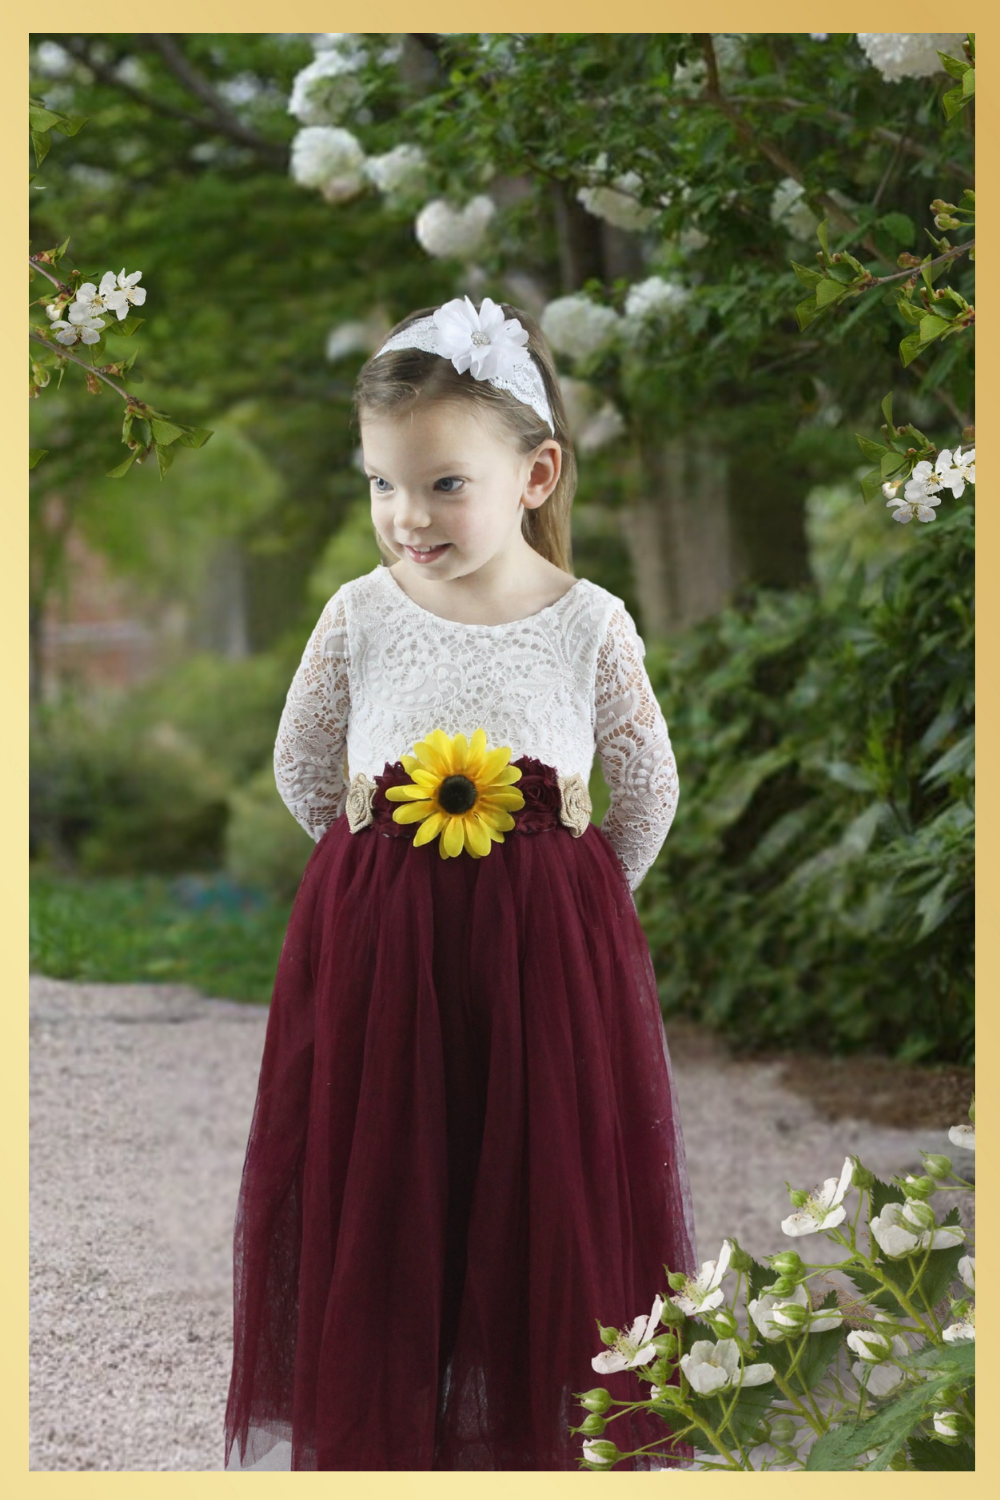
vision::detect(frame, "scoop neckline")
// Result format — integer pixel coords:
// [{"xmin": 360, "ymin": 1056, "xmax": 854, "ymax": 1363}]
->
[{"xmin": 379, "ymin": 563, "xmax": 585, "ymax": 629}]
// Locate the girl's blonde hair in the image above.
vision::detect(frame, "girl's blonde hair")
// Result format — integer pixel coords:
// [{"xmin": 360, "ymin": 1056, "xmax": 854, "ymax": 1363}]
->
[{"xmin": 351, "ymin": 301, "xmax": 577, "ymax": 574}]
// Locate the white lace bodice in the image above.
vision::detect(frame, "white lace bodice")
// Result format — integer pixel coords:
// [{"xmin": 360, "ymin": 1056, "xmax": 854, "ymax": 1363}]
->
[{"xmin": 273, "ymin": 564, "xmax": 679, "ymax": 890}]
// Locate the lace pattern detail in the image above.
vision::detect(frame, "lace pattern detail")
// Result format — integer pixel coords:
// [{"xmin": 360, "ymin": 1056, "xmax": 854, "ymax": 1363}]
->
[{"xmin": 273, "ymin": 566, "xmax": 678, "ymax": 888}]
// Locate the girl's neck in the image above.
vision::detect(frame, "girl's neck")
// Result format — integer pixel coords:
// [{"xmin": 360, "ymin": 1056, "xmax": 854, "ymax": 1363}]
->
[{"xmin": 388, "ymin": 547, "xmax": 575, "ymax": 627}]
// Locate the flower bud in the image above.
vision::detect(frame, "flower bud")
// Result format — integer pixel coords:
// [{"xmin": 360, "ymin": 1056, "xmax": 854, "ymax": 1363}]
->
[
  {"xmin": 666, "ymin": 1270, "xmax": 688, "ymax": 1292},
  {"xmin": 658, "ymin": 1300, "xmax": 686, "ymax": 1327},
  {"xmin": 769, "ymin": 1416, "xmax": 796, "ymax": 1444},
  {"xmin": 769, "ymin": 1276, "xmax": 797, "ymax": 1298},
  {"xmin": 923, "ymin": 1155, "xmax": 953, "ymax": 1180},
  {"xmin": 851, "ymin": 1162, "xmax": 875, "ymax": 1190},
  {"xmin": 650, "ymin": 1382, "xmax": 685, "ymax": 1407},
  {"xmin": 582, "ymin": 1438, "xmax": 620, "ymax": 1467},
  {"xmin": 709, "ymin": 1309, "xmax": 738, "ymax": 1338},
  {"xmin": 596, "ymin": 1322, "xmax": 618, "ymax": 1347},
  {"xmin": 787, "ymin": 1188, "xmax": 809, "ymax": 1208},
  {"xmin": 774, "ymin": 1303, "xmax": 808, "ymax": 1331},
  {"xmin": 31, "ymin": 362, "xmax": 51, "ymax": 388},
  {"xmin": 903, "ymin": 1199, "xmax": 936, "ymax": 1232},
  {"xmin": 726, "ymin": 1240, "xmax": 754, "ymax": 1273},
  {"xmin": 579, "ymin": 1388, "xmax": 612, "ymax": 1414},
  {"xmin": 578, "ymin": 1412, "xmax": 607, "ymax": 1435},
  {"xmin": 904, "ymin": 1174, "xmax": 936, "ymax": 1199},
  {"xmin": 771, "ymin": 1251, "xmax": 803, "ymax": 1277},
  {"xmin": 649, "ymin": 1333, "xmax": 678, "ymax": 1359}
]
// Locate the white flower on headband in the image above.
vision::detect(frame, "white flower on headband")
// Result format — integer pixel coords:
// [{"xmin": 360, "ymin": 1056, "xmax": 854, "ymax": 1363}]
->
[{"xmin": 432, "ymin": 295, "xmax": 531, "ymax": 381}]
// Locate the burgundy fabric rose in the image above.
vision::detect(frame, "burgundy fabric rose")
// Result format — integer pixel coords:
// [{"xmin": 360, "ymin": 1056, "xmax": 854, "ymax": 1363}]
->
[
  {"xmin": 372, "ymin": 761, "xmax": 420, "ymax": 838},
  {"xmin": 511, "ymin": 755, "xmax": 562, "ymax": 833}
]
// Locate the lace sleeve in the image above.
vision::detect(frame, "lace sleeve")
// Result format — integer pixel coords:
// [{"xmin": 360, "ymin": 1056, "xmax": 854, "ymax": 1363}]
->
[
  {"xmin": 594, "ymin": 604, "xmax": 679, "ymax": 891},
  {"xmin": 273, "ymin": 591, "xmax": 351, "ymax": 841}
]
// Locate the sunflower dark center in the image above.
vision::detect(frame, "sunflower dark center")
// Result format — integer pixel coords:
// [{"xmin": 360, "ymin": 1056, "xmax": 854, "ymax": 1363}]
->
[{"xmin": 438, "ymin": 774, "xmax": 478, "ymax": 815}]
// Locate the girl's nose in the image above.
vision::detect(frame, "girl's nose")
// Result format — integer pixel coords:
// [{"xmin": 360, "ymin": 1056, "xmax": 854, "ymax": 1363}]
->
[{"xmin": 393, "ymin": 491, "xmax": 432, "ymax": 528}]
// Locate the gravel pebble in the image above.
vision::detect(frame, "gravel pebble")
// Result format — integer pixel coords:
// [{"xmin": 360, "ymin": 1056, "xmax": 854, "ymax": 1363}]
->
[{"xmin": 29, "ymin": 975, "xmax": 970, "ymax": 1472}]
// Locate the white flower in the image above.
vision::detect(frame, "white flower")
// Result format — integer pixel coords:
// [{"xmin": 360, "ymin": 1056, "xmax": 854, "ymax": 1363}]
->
[
  {"xmin": 581, "ymin": 1438, "xmax": 615, "ymax": 1467},
  {"xmin": 288, "ymin": 48, "xmax": 366, "ymax": 126},
  {"xmin": 932, "ymin": 1409, "xmax": 962, "ymax": 1439},
  {"xmin": 937, "ymin": 446, "xmax": 976, "ymax": 497},
  {"xmin": 325, "ymin": 317, "xmax": 386, "ymax": 362},
  {"xmin": 363, "ymin": 143, "xmax": 428, "ymax": 202},
  {"xmin": 578, "ymin": 402, "xmax": 627, "ymax": 454},
  {"xmin": 414, "ymin": 195, "xmax": 496, "ymax": 259},
  {"xmin": 943, "ymin": 1307, "xmax": 975, "ymax": 1343},
  {"xmin": 749, "ymin": 1283, "xmax": 842, "ymax": 1341},
  {"xmin": 782, "ymin": 1158, "xmax": 854, "ymax": 1236},
  {"xmin": 958, "ymin": 1255, "xmax": 975, "ymax": 1292},
  {"xmin": 847, "ymin": 1329, "xmax": 893, "ymax": 1362},
  {"xmin": 624, "ymin": 275, "xmax": 690, "ymax": 324},
  {"xmin": 668, "ymin": 1240, "xmax": 732, "ymax": 1317},
  {"xmin": 870, "ymin": 1199, "xmax": 965, "ymax": 1259},
  {"xmin": 855, "ymin": 34, "xmax": 969, "ymax": 83},
  {"xmin": 886, "ymin": 494, "xmax": 941, "ymax": 524},
  {"xmin": 852, "ymin": 1335, "xmax": 909, "ymax": 1397},
  {"xmin": 905, "ymin": 458, "xmax": 947, "ymax": 498},
  {"xmin": 431, "ymin": 294, "xmax": 530, "ymax": 381},
  {"xmin": 49, "ymin": 313, "xmax": 105, "ymax": 346},
  {"xmin": 540, "ymin": 294, "xmax": 622, "ymax": 361},
  {"xmin": 591, "ymin": 1294, "xmax": 664, "ymax": 1373},
  {"xmin": 948, "ymin": 1123, "xmax": 975, "ymax": 1152},
  {"xmin": 770, "ymin": 177, "xmax": 820, "ymax": 243},
  {"xmin": 680, "ymin": 1338, "xmax": 775, "ymax": 1395},
  {"xmin": 97, "ymin": 268, "xmax": 146, "ymax": 320},
  {"xmin": 290, "ymin": 126, "xmax": 366, "ymax": 202},
  {"xmin": 678, "ymin": 226, "xmax": 710, "ymax": 251}
]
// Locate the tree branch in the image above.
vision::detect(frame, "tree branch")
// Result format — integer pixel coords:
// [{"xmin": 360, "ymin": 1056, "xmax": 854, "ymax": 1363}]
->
[
  {"xmin": 140, "ymin": 34, "xmax": 286, "ymax": 163},
  {"xmin": 864, "ymin": 240, "xmax": 974, "ymax": 288},
  {"xmin": 30, "ymin": 330, "xmax": 140, "ymax": 404}
]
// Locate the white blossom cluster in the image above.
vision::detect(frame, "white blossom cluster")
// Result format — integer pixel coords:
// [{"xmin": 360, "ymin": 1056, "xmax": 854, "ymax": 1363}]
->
[
  {"xmin": 45, "ymin": 269, "xmax": 145, "ymax": 346},
  {"xmin": 624, "ymin": 274, "xmax": 689, "ymax": 324},
  {"xmin": 414, "ymin": 196, "xmax": 496, "ymax": 259},
  {"xmin": 287, "ymin": 46, "xmax": 367, "ymax": 125},
  {"xmin": 290, "ymin": 126, "xmax": 367, "ymax": 202},
  {"xmin": 855, "ymin": 33, "xmax": 968, "ymax": 83},
  {"xmin": 362, "ymin": 143, "xmax": 429, "ymax": 205},
  {"xmin": 883, "ymin": 445, "xmax": 975, "ymax": 523},
  {"xmin": 540, "ymin": 294, "xmax": 622, "ymax": 362},
  {"xmin": 770, "ymin": 177, "xmax": 820, "ymax": 243},
  {"xmin": 575, "ymin": 154, "xmax": 665, "ymax": 233}
]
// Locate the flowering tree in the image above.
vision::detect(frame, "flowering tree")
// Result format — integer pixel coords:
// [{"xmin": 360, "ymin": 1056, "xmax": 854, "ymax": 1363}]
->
[
  {"xmin": 575, "ymin": 1098, "xmax": 975, "ymax": 1470},
  {"xmin": 29, "ymin": 97, "xmax": 212, "ymax": 478},
  {"xmin": 279, "ymin": 31, "xmax": 974, "ymax": 631}
]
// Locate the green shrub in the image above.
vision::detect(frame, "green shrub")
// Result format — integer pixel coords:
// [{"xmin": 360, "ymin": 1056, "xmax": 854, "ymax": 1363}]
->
[
  {"xmin": 224, "ymin": 762, "xmax": 316, "ymax": 900},
  {"xmin": 31, "ymin": 701, "xmax": 230, "ymax": 875},
  {"xmin": 642, "ymin": 500, "xmax": 973, "ymax": 1064}
]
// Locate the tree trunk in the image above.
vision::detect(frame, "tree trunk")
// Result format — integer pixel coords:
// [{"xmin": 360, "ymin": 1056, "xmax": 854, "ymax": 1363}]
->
[{"xmin": 621, "ymin": 432, "xmax": 739, "ymax": 637}]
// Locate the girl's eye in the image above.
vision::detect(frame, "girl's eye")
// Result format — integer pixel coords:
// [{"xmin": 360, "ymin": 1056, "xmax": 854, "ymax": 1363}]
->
[
  {"xmin": 435, "ymin": 477, "xmax": 464, "ymax": 493},
  {"xmin": 370, "ymin": 476, "xmax": 390, "ymax": 493}
]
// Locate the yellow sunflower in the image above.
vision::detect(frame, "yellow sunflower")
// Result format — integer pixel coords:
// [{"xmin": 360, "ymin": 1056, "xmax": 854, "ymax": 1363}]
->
[{"xmin": 384, "ymin": 728, "xmax": 525, "ymax": 859}]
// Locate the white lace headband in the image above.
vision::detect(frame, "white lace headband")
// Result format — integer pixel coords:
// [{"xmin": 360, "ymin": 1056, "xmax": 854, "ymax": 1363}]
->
[{"xmin": 372, "ymin": 294, "xmax": 555, "ymax": 434}]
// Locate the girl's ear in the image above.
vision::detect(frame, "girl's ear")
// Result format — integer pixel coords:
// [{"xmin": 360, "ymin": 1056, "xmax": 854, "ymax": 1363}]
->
[{"xmin": 522, "ymin": 440, "xmax": 562, "ymax": 510}]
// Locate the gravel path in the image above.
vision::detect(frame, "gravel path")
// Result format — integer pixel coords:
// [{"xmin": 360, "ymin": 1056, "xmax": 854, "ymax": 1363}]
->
[{"xmin": 29, "ymin": 974, "xmax": 963, "ymax": 1472}]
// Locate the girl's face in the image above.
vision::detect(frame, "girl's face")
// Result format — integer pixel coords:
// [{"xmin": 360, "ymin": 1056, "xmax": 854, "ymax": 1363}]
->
[{"xmin": 361, "ymin": 400, "xmax": 560, "ymax": 581}]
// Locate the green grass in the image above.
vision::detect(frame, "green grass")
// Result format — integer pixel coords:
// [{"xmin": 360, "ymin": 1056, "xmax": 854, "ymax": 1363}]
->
[{"xmin": 29, "ymin": 870, "xmax": 294, "ymax": 1005}]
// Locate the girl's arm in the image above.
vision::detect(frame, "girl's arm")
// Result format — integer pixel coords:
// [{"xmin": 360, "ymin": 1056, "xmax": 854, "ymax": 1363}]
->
[
  {"xmin": 273, "ymin": 590, "xmax": 351, "ymax": 840},
  {"xmin": 594, "ymin": 604, "xmax": 679, "ymax": 891}
]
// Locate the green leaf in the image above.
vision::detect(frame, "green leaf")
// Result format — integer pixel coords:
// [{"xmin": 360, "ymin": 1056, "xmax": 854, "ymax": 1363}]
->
[
  {"xmin": 937, "ymin": 52, "xmax": 968, "ymax": 81},
  {"xmin": 861, "ymin": 467, "xmax": 884, "ymax": 505},
  {"xmin": 918, "ymin": 314, "xmax": 951, "ymax": 342},
  {"xmin": 816, "ymin": 278, "xmax": 845, "ymax": 308},
  {"xmin": 53, "ymin": 112, "xmax": 89, "ymax": 137},
  {"xmin": 28, "ymin": 104, "xmax": 62, "ymax": 132},
  {"xmin": 899, "ymin": 331, "xmax": 924, "ymax": 368},
  {"xmin": 877, "ymin": 213, "xmax": 915, "ymax": 247},
  {"xmin": 176, "ymin": 427, "xmax": 214, "ymax": 449},
  {"xmin": 150, "ymin": 418, "xmax": 186, "ymax": 446},
  {"xmin": 795, "ymin": 297, "xmax": 820, "ymax": 331},
  {"xmin": 106, "ymin": 452, "xmax": 138, "ymax": 478},
  {"xmin": 30, "ymin": 129, "xmax": 51, "ymax": 168},
  {"xmin": 805, "ymin": 1374, "xmax": 951, "ymax": 1470},
  {"xmin": 816, "ymin": 218, "xmax": 830, "ymax": 259},
  {"xmin": 880, "ymin": 392, "xmax": 894, "ymax": 429},
  {"xmin": 28, "ymin": 448, "xmax": 49, "ymax": 469},
  {"xmin": 962, "ymin": 66, "xmax": 975, "ymax": 96},
  {"xmin": 791, "ymin": 260, "xmax": 823, "ymax": 288},
  {"xmin": 880, "ymin": 450, "xmax": 907, "ymax": 477},
  {"xmin": 155, "ymin": 441, "xmax": 176, "ymax": 480},
  {"xmin": 856, "ymin": 435, "xmax": 887, "ymax": 463},
  {"xmin": 114, "ymin": 315, "xmax": 145, "ymax": 337},
  {"xmin": 908, "ymin": 1436, "xmax": 975, "ymax": 1471}
]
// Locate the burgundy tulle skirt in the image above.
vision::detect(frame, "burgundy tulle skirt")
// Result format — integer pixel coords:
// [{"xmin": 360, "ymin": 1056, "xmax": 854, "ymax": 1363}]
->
[{"xmin": 224, "ymin": 760, "xmax": 697, "ymax": 1472}]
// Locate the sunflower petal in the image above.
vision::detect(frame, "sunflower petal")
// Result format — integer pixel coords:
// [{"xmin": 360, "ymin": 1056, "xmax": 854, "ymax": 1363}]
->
[
  {"xmin": 413, "ymin": 811, "xmax": 447, "ymax": 846},
  {"xmin": 413, "ymin": 740, "xmax": 450, "ymax": 777},
  {"xmin": 410, "ymin": 769, "xmax": 440, "ymax": 789},
  {"xmin": 392, "ymin": 800, "xmax": 435, "ymax": 824},
  {"xmin": 429, "ymin": 728, "xmax": 459, "ymax": 770},
  {"xmin": 387, "ymin": 783, "xmax": 434, "ymax": 801},
  {"xmin": 465, "ymin": 817, "xmax": 492, "ymax": 858},
  {"xmin": 489, "ymin": 765, "xmax": 523, "ymax": 785},
  {"xmin": 442, "ymin": 815, "xmax": 465, "ymax": 857},
  {"xmin": 451, "ymin": 731, "xmax": 469, "ymax": 765},
  {"xmin": 401, "ymin": 754, "xmax": 420, "ymax": 773},
  {"xmin": 480, "ymin": 746, "xmax": 514, "ymax": 783},
  {"xmin": 477, "ymin": 789, "xmax": 525, "ymax": 811}
]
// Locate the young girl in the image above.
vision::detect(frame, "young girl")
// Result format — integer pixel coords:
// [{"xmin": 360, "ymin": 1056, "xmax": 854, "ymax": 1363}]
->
[{"xmin": 224, "ymin": 295, "xmax": 697, "ymax": 1473}]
